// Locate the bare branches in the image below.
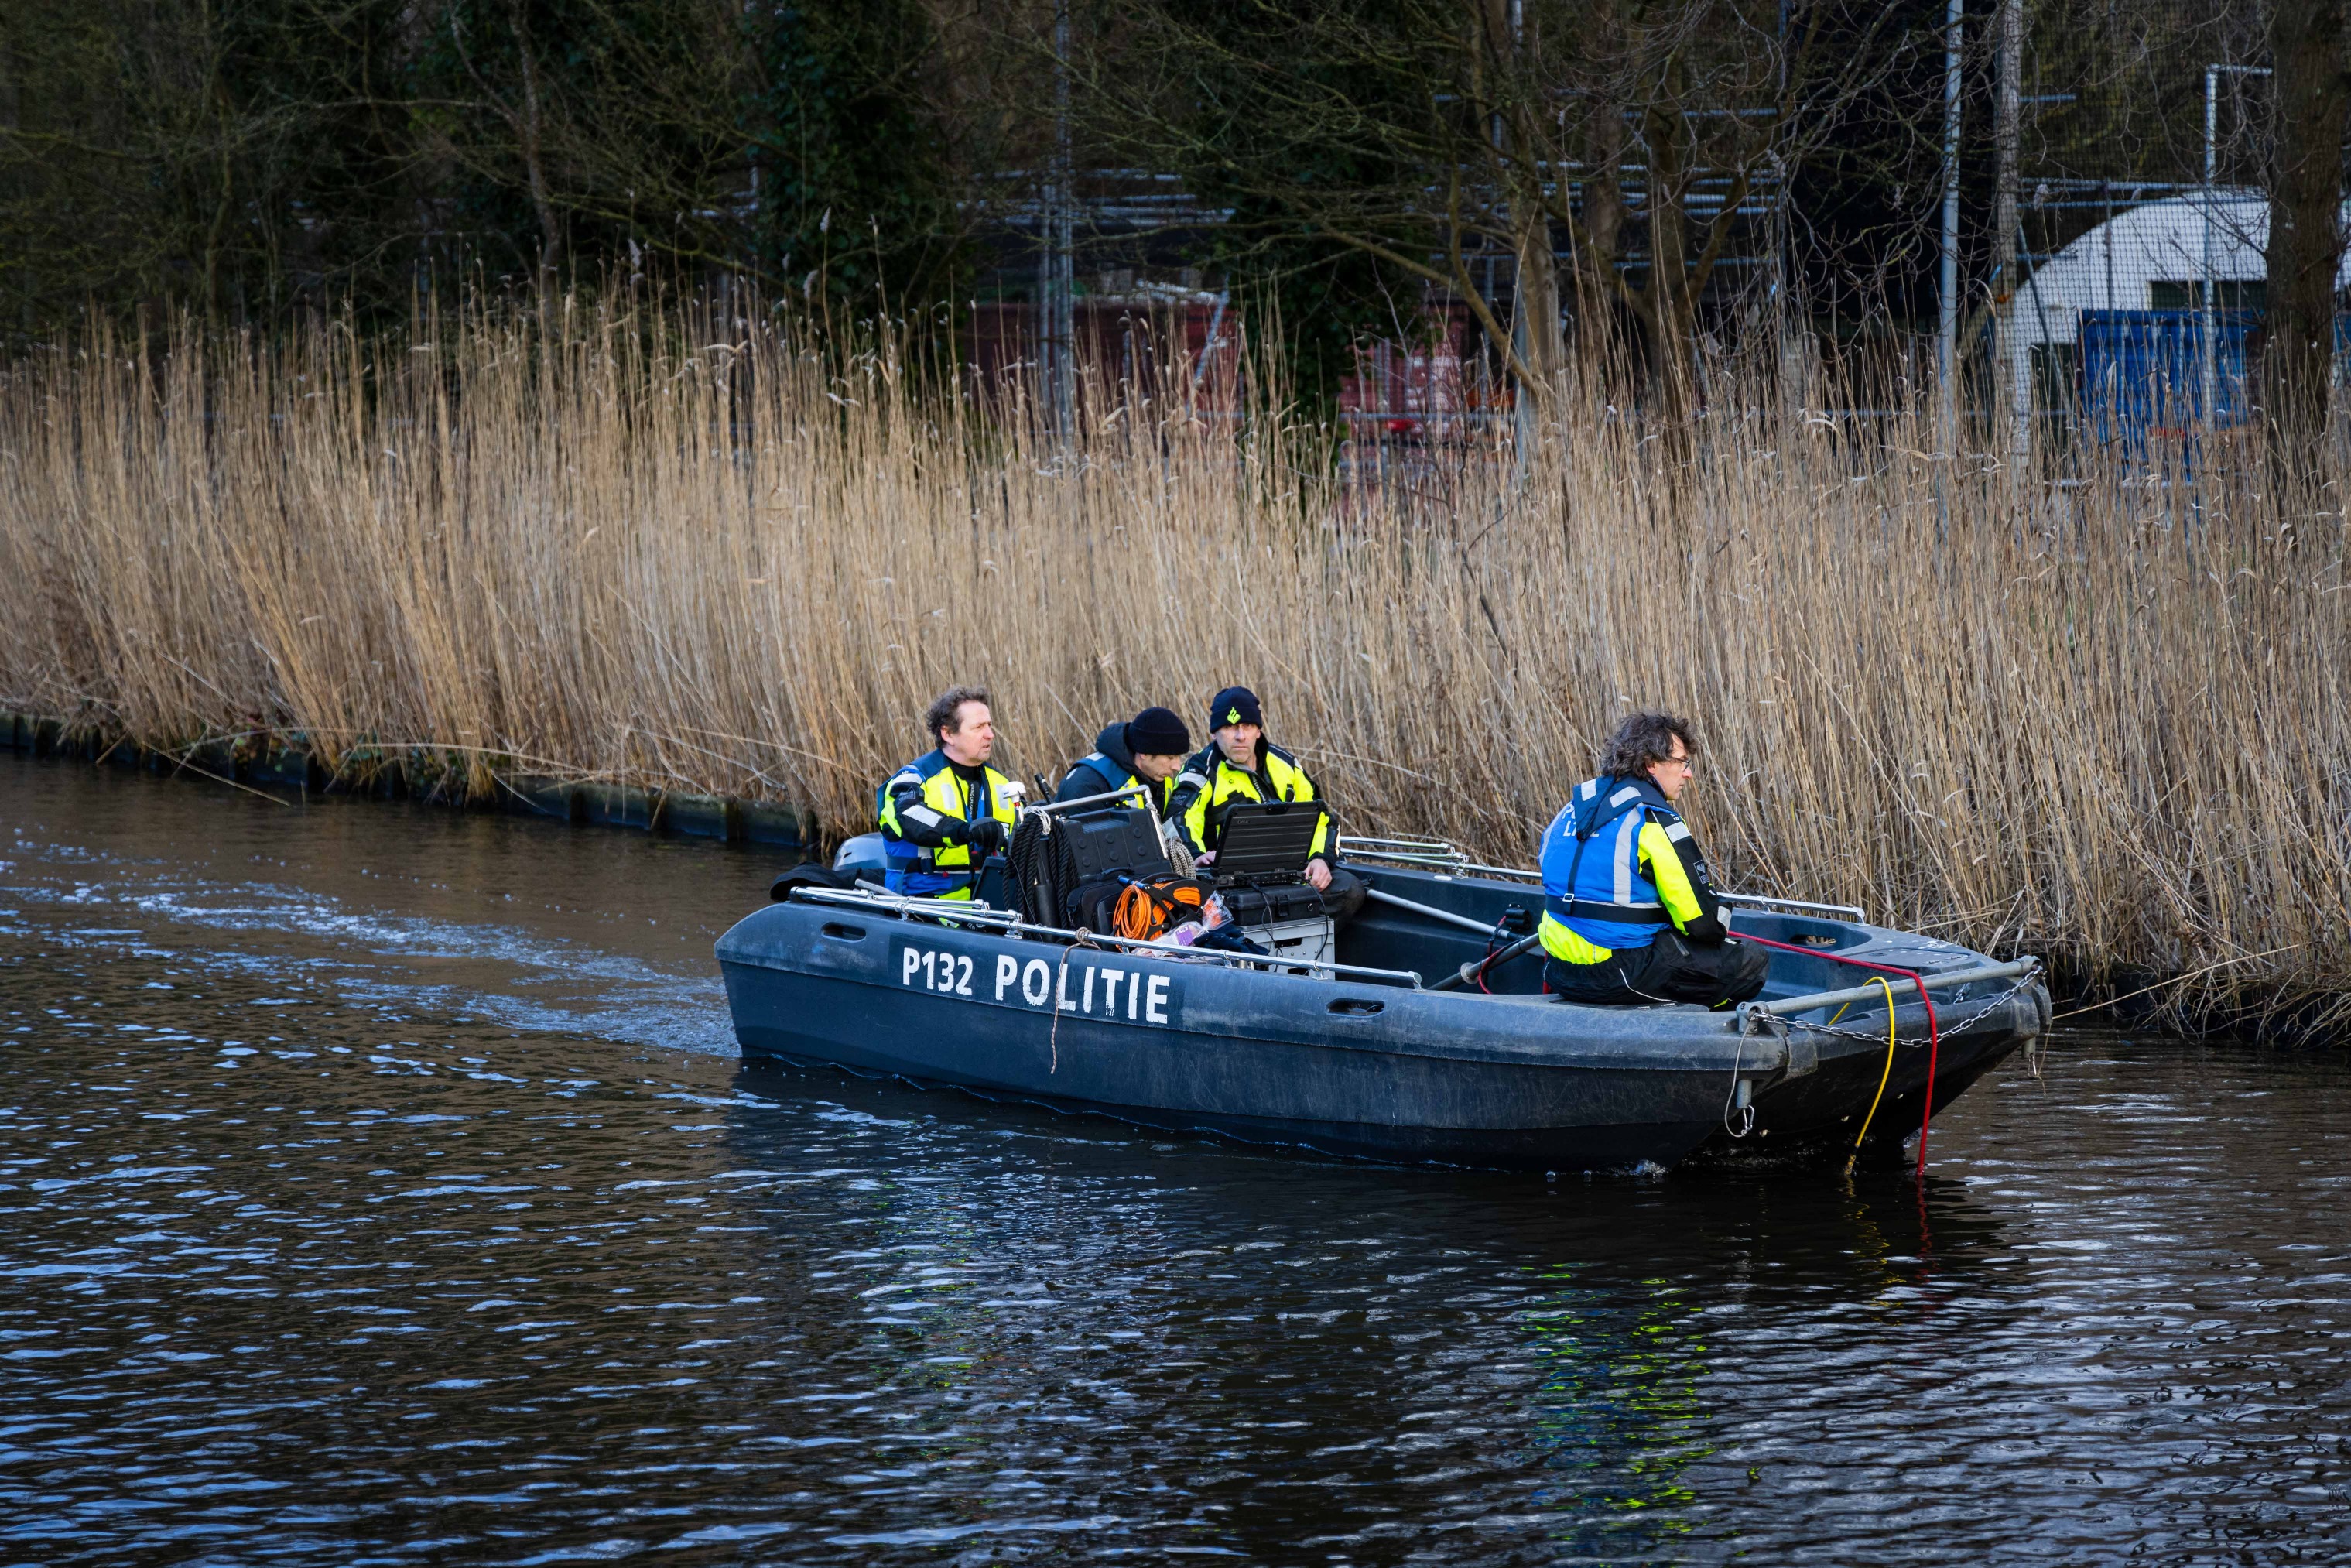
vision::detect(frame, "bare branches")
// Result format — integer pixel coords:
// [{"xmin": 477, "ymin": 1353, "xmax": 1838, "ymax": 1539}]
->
[
  {"xmin": 1060, "ymin": 0, "xmax": 1934, "ymax": 392},
  {"xmin": 0, "ymin": 0, "xmax": 963, "ymax": 330}
]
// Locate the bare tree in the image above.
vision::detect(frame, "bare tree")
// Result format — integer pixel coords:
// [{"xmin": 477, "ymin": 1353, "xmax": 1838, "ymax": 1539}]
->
[
  {"xmin": 2262, "ymin": 0, "xmax": 2349, "ymax": 478},
  {"xmin": 1069, "ymin": 0, "xmax": 1925, "ymax": 411}
]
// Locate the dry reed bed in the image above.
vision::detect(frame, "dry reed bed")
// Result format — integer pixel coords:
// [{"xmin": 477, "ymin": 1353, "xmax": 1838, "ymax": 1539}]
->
[{"xmin": 2, "ymin": 298, "xmax": 2345, "ymax": 1029}]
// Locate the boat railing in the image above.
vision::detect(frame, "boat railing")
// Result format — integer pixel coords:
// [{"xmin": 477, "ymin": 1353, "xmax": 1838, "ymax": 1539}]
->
[
  {"xmin": 792, "ymin": 883, "xmax": 1426, "ymax": 989},
  {"xmin": 1739, "ymin": 957, "xmax": 2042, "ymax": 1025},
  {"xmin": 1718, "ymin": 892, "xmax": 1872, "ymax": 923},
  {"xmin": 1025, "ymin": 784, "xmax": 1152, "ymax": 817},
  {"xmin": 1337, "ymin": 834, "xmax": 1869, "ymax": 923},
  {"xmin": 1339, "ymin": 835, "xmax": 1546, "ymax": 884}
]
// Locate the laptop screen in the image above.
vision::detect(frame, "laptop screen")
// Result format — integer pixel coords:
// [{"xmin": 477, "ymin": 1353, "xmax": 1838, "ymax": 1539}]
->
[{"xmin": 1213, "ymin": 802, "xmax": 1326, "ymax": 882}]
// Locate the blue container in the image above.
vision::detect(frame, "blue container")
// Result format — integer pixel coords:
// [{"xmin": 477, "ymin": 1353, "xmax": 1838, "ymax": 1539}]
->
[{"xmin": 2076, "ymin": 308, "xmax": 2257, "ymax": 447}]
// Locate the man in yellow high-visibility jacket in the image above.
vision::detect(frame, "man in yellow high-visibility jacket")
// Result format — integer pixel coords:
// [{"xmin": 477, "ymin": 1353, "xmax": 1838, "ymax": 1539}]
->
[
  {"xmin": 877, "ymin": 686, "xmax": 1018, "ymax": 899},
  {"xmin": 1169, "ymin": 686, "xmax": 1335, "ymax": 892}
]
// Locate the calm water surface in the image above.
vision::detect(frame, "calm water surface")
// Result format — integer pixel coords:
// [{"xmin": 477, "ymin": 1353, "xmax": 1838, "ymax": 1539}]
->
[{"xmin": 3, "ymin": 754, "xmax": 2349, "ymax": 1566}]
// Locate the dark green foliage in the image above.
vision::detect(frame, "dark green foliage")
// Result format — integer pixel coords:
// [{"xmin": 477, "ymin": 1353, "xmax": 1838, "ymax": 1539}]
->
[
  {"xmin": 747, "ymin": 2, "xmax": 967, "ymax": 313},
  {"xmin": 0, "ymin": 0, "xmax": 967, "ymax": 338},
  {"xmin": 402, "ymin": 0, "xmax": 759, "ymax": 282},
  {"xmin": 1170, "ymin": 0, "xmax": 1436, "ymax": 407},
  {"xmin": 0, "ymin": 0, "xmax": 426, "ymax": 329},
  {"xmin": 1198, "ymin": 200, "xmax": 1431, "ymax": 415}
]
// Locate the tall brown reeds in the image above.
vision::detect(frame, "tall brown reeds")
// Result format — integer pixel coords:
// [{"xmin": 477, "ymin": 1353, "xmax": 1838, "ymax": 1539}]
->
[{"xmin": 2, "ymin": 291, "xmax": 2346, "ymax": 1030}]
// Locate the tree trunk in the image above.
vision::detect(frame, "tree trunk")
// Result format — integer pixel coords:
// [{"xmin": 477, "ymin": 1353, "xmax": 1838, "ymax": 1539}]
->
[
  {"xmin": 1481, "ymin": 0, "xmax": 1564, "ymax": 425},
  {"xmin": 2263, "ymin": 0, "xmax": 2349, "ymax": 484},
  {"xmin": 1513, "ymin": 204, "xmax": 1564, "ymax": 406},
  {"xmin": 1642, "ymin": 97, "xmax": 1694, "ymax": 426},
  {"xmin": 508, "ymin": 0, "xmax": 563, "ymax": 277},
  {"xmin": 1577, "ymin": 93, "xmax": 1627, "ymax": 368}
]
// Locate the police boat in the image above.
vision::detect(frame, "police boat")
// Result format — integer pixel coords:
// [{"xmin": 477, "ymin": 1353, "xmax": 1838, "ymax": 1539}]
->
[{"xmin": 714, "ymin": 797, "xmax": 2049, "ymax": 1173}]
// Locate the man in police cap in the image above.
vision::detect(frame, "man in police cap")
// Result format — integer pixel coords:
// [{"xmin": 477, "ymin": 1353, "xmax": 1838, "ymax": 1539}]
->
[
  {"xmin": 1169, "ymin": 686, "xmax": 1336, "ymax": 892},
  {"xmin": 1537, "ymin": 710, "xmax": 1769, "ymax": 1007},
  {"xmin": 1055, "ymin": 705, "xmax": 1192, "ymax": 819}
]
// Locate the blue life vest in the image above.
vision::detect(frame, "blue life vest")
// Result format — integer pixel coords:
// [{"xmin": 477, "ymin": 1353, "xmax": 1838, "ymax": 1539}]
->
[
  {"xmin": 877, "ymin": 748, "xmax": 1015, "ymax": 898},
  {"xmin": 1538, "ymin": 775, "xmax": 1681, "ymax": 952},
  {"xmin": 1066, "ymin": 751, "xmax": 1175, "ymax": 816}
]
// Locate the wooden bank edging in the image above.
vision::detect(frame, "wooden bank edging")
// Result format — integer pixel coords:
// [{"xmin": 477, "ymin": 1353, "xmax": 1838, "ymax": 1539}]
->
[{"xmin": 0, "ymin": 712, "xmax": 809, "ymax": 851}]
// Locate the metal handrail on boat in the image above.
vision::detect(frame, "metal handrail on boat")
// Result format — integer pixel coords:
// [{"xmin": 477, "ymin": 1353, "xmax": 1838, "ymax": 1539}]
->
[
  {"xmin": 791, "ymin": 884, "xmax": 1425, "ymax": 989},
  {"xmin": 1738, "ymin": 957, "xmax": 2041, "ymax": 1024},
  {"xmin": 1341, "ymin": 835, "xmax": 1539, "ymax": 882},
  {"xmin": 1339, "ymin": 834, "xmax": 1867, "ymax": 923},
  {"xmin": 1720, "ymin": 892, "xmax": 1871, "ymax": 922},
  {"xmin": 1364, "ymin": 887, "xmax": 1504, "ymax": 936},
  {"xmin": 1343, "ymin": 834, "xmax": 1459, "ymax": 854},
  {"xmin": 1025, "ymin": 784, "xmax": 1152, "ymax": 817}
]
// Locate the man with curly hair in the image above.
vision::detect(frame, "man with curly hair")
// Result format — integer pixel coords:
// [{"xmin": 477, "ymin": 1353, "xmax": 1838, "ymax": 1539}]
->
[
  {"xmin": 1536, "ymin": 710, "xmax": 1769, "ymax": 1008},
  {"xmin": 877, "ymin": 686, "xmax": 1018, "ymax": 899}
]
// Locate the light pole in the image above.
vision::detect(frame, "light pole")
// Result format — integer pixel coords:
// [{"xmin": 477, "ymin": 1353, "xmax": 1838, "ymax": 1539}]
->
[
  {"xmin": 1037, "ymin": 0, "xmax": 1075, "ymax": 441},
  {"xmin": 2203, "ymin": 63, "xmax": 2271, "ymax": 430},
  {"xmin": 1936, "ymin": 0, "xmax": 1962, "ymax": 531},
  {"xmin": 1995, "ymin": 0, "xmax": 2025, "ymax": 460},
  {"xmin": 1504, "ymin": 0, "xmax": 1533, "ymax": 471}
]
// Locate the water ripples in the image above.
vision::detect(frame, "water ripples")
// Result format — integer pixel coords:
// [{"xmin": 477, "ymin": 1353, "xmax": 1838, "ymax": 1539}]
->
[{"xmin": 5, "ymin": 756, "xmax": 2351, "ymax": 1563}]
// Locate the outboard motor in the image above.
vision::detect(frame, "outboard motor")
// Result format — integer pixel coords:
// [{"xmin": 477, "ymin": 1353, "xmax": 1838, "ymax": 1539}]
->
[{"xmin": 831, "ymin": 832, "xmax": 888, "ymax": 882}]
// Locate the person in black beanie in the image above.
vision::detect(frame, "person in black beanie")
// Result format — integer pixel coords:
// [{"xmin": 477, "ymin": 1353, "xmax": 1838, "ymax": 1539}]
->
[
  {"xmin": 1055, "ymin": 705, "xmax": 1193, "ymax": 818},
  {"xmin": 1167, "ymin": 686, "xmax": 1339, "ymax": 892}
]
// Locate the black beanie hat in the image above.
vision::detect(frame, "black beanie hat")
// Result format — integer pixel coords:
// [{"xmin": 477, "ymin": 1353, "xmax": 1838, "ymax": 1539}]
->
[
  {"xmin": 1208, "ymin": 686, "xmax": 1263, "ymax": 731},
  {"xmin": 1124, "ymin": 707, "xmax": 1190, "ymax": 757}
]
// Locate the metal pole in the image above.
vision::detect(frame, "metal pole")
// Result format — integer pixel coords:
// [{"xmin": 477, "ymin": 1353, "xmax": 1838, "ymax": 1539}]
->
[
  {"xmin": 1776, "ymin": 0, "xmax": 1798, "ymax": 411},
  {"xmin": 1429, "ymin": 933, "xmax": 1544, "ymax": 992},
  {"xmin": 1046, "ymin": 0, "xmax": 1074, "ymax": 440},
  {"xmin": 1035, "ymin": 180, "xmax": 1055, "ymax": 428},
  {"xmin": 1995, "ymin": 0, "xmax": 2027, "ymax": 460},
  {"xmin": 1364, "ymin": 886, "xmax": 1505, "ymax": 937},
  {"xmin": 1504, "ymin": 0, "xmax": 1535, "ymax": 472},
  {"xmin": 2203, "ymin": 64, "xmax": 2218, "ymax": 430},
  {"xmin": 1023, "ymin": 784, "xmax": 1150, "ymax": 816},
  {"xmin": 1938, "ymin": 0, "xmax": 1963, "ymax": 516},
  {"xmin": 1740, "ymin": 957, "xmax": 2042, "ymax": 1019}
]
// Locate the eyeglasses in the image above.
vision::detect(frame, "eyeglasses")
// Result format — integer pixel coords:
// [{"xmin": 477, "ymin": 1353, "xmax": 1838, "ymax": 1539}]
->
[{"xmin": 1661, "ymin": 754, "xmax": 1694, "ymax": 770}]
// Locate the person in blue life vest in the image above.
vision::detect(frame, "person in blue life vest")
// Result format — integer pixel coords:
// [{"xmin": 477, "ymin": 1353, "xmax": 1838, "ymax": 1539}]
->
[
  {"xmin": 1055, "ymin": 705, "xmax": 1192, "ymax": 818},
  {"xmin": 1168, "ymin": 686, "xmax": 1337, "ymax": 892},
  {"xmin": 877, "ymin": 685, "xmax": 1019, "ymax": 899},
  {"xmin": 1537, "ymin": 710, "xmax": 1770, "ymax": 1008}
]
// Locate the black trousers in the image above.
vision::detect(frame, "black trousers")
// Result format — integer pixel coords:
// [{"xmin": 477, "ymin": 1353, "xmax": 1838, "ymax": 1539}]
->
[
  {"xmin": 1545, "ymin": 931, "xmax": 1771, "ymax": 1009},
  {"xmin": 1319, "ymin": 865, "xmax": 1367, "ymax": 924}
]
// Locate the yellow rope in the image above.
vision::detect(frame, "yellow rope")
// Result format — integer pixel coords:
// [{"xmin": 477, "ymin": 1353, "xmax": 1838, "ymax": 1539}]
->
[{"xmin": 1843, "ymin": 977, "xmax": 1899, "ymax": 1179}]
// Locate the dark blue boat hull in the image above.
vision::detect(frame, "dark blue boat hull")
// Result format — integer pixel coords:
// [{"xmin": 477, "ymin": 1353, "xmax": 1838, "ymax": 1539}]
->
[
  {"xmin": 722, "ymin": 963, "xmax": 1726, "ymax": 1170},
  {"xmin": 716, "ymin": 864, "xmax": 2048, "ymax": 1173}
]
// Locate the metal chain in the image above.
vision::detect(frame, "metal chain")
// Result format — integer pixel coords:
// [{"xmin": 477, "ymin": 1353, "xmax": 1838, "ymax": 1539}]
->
[{"xmin": 1778, "ymin": 974, "xmax": 2042, "ymax": 1049}]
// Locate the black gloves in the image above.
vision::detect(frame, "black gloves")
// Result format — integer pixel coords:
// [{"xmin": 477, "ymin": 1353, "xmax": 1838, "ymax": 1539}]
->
[{"xmin": 966, "ymin": 817, "xmax": 1010, "ymax": 857}]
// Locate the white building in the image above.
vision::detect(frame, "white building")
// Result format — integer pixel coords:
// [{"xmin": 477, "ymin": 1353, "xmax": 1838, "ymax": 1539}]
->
[{"xmin": 1999, "ymin": 191, "xmax": 2351, "ymax": 430}]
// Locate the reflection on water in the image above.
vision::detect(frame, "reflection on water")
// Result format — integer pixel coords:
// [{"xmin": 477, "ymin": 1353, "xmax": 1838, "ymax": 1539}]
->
[
  {"xmin": 3, "ymin": 752, "xmax": 2349, "ymax": 1564},
  {"xmin": 1520, "ymin": 1265, "xmax": 1709, "ymax": 1556}
]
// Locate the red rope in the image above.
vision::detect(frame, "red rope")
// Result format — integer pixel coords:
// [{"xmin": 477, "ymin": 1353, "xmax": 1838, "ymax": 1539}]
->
[{"xmin": 1738, "ymin": 933, "xmax": 1942, "ymax": 1177}]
